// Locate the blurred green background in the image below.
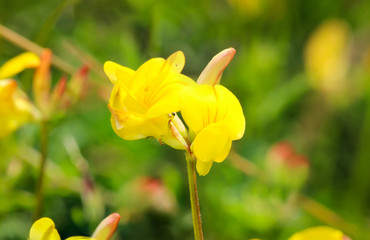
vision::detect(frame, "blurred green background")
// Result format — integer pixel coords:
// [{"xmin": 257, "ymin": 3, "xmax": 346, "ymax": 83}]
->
[{"xmin": 1, "ymin": 0, "xmax": 370, "ymax": 239}]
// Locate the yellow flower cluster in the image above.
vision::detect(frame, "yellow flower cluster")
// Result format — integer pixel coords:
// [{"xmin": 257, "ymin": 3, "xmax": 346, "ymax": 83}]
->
[
  {"xmin": 105, "ymin": 49, "xmax": 245, "ymax": 175},
  {"xmin": 0, "ymin": 50, "xmax": 89, "ymax": 138}
]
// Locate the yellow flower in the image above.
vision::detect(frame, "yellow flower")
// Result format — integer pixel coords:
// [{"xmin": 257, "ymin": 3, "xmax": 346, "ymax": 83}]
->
[
  {"xmin": 104, "ymin": 51, "xmax": 194, "ymax": 149},
  {"xmin": 0, "ymin": 79, "xmax": 39, "ymax": 138},
  {"xmin": 180, "ymin": 48, "xmax": 245, "ymax": 175},
  {"xmin": 29, "ymin": 213, "xmax": 120, "ymax": 240},
  {"xmin": 288, "ymin": 226, "xmax": 350, "ymax": 240},
  {"xmin": 304, "ymin": 19, "xmax": 349, "ymax": 94},
  {"xmin": 29, "ymin": 217, "xmax": 61, "ymax": 240},
  {"xmin": 0, "ymin": 51, "xmax": 40, "ymax": 137}
]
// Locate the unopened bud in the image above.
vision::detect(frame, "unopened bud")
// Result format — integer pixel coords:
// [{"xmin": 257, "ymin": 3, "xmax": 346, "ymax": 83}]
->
[
  {"xmin": 49, "ymin": 76, "xmax": 67, "ymax": 114},
  {"xmin": 197, "ymin": 48, "xmax": 236, "ymax": 86},
  {"xmin": 266, "ymin": 142, "xmax": 309, "ymax": 190},
  {"xmin": 92, "ymin": 213, "xmax": 120, "ymax": 240},
  {"xmin": 66, "ymin": 65, "xmax": 89, "ymax": 105},
  {"xmin": 33, "ymin": 49, "xmax": 52, "ymax": 117}
]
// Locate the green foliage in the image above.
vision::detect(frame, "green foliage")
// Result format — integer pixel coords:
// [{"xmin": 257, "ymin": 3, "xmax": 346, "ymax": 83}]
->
[{"xmin": 1, "ymin": 0, "xmax": 370, "ymax": 239}]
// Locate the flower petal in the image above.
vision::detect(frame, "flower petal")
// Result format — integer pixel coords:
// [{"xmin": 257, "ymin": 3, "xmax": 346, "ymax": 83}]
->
[
  {"xmin": 165, "ymin": 51, "xmax": 185, "ymax": 73},
  {"xmin": 0, "ymin": 52, "xmax": 40, "ymax": 79},
  {"xmin": 288, "ymin": 226, "xmax": 346, "ymax": 240},
  {"xmin": 145, "ymin": 73, "xmax": 195, "ymax": 118},
  {"xmin": 196, "ymin": 160, "xmax": 213, "ymax": 176},
  {"xmin": 104, "ymin": 61, "xmax": 135, "ymax": 85},
  {"xmin": 191, "ymin": 122, "xmax": 232, "ymax": 163},
  {"xmin": 65, "ymin": 237, "xmax": 93, "ymax": 240},
  {"xmin": 214, "ymin": 85, "xmax": 245, "ymax": 140},
  {"xmin": 29, "ymin": 218, "xmax": 61, "ymax": 240},
  {"xmin": 180, "ymin": 84, "xmax": 218, "ymax": 134},
  {"xmin": 132, "ymin": 58, "xmax": 166, "ymax": 94},
  {"xmin": 0, "ymin": 79, "xmax": 38, "ymax": 138}
]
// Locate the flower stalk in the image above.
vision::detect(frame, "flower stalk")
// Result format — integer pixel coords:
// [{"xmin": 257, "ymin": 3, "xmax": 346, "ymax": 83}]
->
[
  {"xmin": 186, "ymin": 153, "xmax": 204, "ymax": 240},
  {"xmin": 34, "ymin": 120, "xmax": 48, "ymax": 220}
]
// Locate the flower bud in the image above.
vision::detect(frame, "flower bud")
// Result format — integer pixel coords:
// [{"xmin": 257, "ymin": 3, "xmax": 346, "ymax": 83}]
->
[
  {"xmin": 66, "ymin": 65, "xmax": 89, "ymax": 105},
  {"xmin": 197, "ymin": 48, "xmax": 236, "ymax": 85},
  {"xmin": 265, "ymin": 142, "xmax": 309, "ymax": 190},
  {"xmin": 33, "ymin": 49, "xmax": 52, "ymax": 117},
  {"xmin": 91, "ymin": 213, "xmax": 120, "ymax": 240},
  {"xmin": 49, "ymin": 76, "xmax": 67, "ymax": 114}
]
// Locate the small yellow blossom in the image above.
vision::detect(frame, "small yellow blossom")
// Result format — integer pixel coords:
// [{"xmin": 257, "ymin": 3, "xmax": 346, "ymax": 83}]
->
[
  {"xmin": 288, "ymin": 226, "xmax": 350, "ymax": 240},
  {"xmin": 304, "ymin": 19, "xmax": 350, "ymax": 94},
  {"xmin": 29, "ymin": 217, "xmax": 61, "ymax": 240},
  {"xmin": 30, "ymin": 214, "xmax": 120, "ymax": 240},
  {"xmin": 105, "ymin": 51, "xmax": 194, "ymax": 149},
  {"xmin": 0, "ymin": 52, "xmax": 40, "ymax": 137},
  {"xmin": 180, "ymin": 48, "xmax": 245, "ymax": 175},
  {"xmin": 0, "ymin": 52, "xmax": 40, "ymax": 79},
  {"xmin": 0, "ymin": 79, "xmax": 39, "ymax": 138}
]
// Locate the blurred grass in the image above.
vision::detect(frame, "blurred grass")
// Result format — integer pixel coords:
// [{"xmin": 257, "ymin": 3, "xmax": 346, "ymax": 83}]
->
[{"xmin": 1, "ymin": 0, "xmax": 370, "ymax": 239}]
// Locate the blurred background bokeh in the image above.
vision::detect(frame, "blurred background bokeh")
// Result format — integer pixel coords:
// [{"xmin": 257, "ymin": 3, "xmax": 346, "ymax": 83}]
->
[{"xmin": 1, "ymin": 0, "xmax": 370, "ymax": 239}]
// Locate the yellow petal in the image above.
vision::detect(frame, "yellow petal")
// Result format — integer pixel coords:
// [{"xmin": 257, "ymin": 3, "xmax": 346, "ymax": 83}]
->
[
  {"xmin": 0, "ymin": 52, "xmax": 40, "ymax": 79},
  {"xmin": 131, "ymin": 58, "xmax": 166, "ymax": 94},
  {"xmin": 145, "ymin": 73, "xmax": 195, "ymax": 118},
  {"xmin": 196, "ymin": 160, "xmax": 213, "ymax": 176},
  {"xmin": 104, "ymin": 61, "xmax": 135, "ymax": 85},
  {"xmin": 191, "ymin": 122, "xmax": 232, "ymax": 163},
  {"xmin": 65, "ymin": 237, "xmax": 94, "ymax": 240},
  {"xmin": 29, "ymin": 218, "xmax": 61, "ymax": 240},
  {"xmin": 165, "ymin": 51, "xmax": 185, "ymax": 73},
  {"xmin": 288, "ymin": 226, "xmax": 346, "ymax": 240},
  {"xmin": 180, "ymin": 84, "xmax": 218, "ymax": 134},
  {"xmin": 0, "ymin": 78, "xmax": 17, "ymax": 98},
  {"xmin": 214, "ymin": 85, "xmax": 245, "ymax": 140},
  {"xmin": 0, "ymin": 79, "xmax": 37, "ymax": 138}
]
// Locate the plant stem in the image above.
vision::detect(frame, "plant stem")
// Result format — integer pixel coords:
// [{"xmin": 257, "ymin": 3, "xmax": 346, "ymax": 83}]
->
[
  {"xmin": 186, "ymin": 153, "xmax": 204, "ymax": 240},
  {"xmin": 34, "ymin": 120, "xmax": 48, "ymax": 220},
  {"xmin": 0, "ymin": 24, "xmax": 76, "ymax": 75}
]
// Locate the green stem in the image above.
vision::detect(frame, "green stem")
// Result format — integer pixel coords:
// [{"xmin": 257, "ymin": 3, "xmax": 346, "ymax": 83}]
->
[
  {"xmin": 34, "ymin": 120, "xmax": 48, "ymax": 220},
  {"xmin": 186, "ymin": 153, "xmax": 204, "ymax": 240}
]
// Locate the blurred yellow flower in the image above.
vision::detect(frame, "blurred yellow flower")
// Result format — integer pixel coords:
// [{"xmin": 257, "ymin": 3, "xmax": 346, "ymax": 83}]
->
[
  {"xmin": 0, "ymin": 52, "xmax": 40, "ymax": 79},
  {"xmin": 304, "ymin": 19, "xmax": 350, "ymax": 94},
  {"xmin": 0, "ymin": 51, "xmax": 40, "ymax": 137},
  {"xmin": 0, "ymin": 79, "xmax": 38, "ymax": 138},
  {"xmin": 180, "ymin": 48, "xmax": 245, "ymax": 175},
  {"xmin": 228, "ymin": 0, "xmax": 261, "ymax": 17},
  {"xmin": 105, "ymin": 51, "xmax": 194, "ymax": 149},
  {"xmin": 288, "ymin": 226, "xmax": 350, "ymax": 240},
  {"xmin": 30, "ymin": 214, "xmax": 120, "ymax": 240}
]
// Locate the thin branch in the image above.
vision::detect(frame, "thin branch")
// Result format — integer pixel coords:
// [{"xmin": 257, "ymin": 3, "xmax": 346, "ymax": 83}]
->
[{"xmin": 0, "ymin": 24, "xmax": 76, "ymax": 74}]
